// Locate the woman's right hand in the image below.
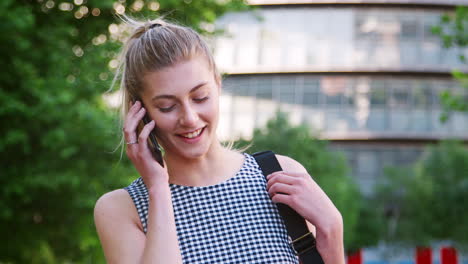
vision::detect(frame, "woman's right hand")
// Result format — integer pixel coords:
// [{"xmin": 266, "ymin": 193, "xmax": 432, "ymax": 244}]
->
[{"xmin": 123, "ymin": 100, "xmax": 169, "ymax": 190}]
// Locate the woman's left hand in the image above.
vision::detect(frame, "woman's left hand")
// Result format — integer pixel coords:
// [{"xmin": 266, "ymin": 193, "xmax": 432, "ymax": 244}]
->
[
  {"xmin": 265, "ymin": 155, "xmax": 345, "ymax": 263},
  {"xmin": 266, "ymin": 170, "xmax": 341, "ymax": 232},
  {"xmin": 266, "ymin": 169, "xmax": 345, "ymax": 264}
]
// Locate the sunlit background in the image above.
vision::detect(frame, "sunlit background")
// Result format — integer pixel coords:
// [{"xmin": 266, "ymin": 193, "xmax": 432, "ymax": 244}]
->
[
  {"xmin": 213, "ymin": 0, "xmax": 468, "ymax": 263},
  {"xmin": 215, "ymin": 0, "xmax": 468, "ymax": 195},
  {"xmin": 1, "ymin": 0, "xmax": 467, "ymax": 263}
]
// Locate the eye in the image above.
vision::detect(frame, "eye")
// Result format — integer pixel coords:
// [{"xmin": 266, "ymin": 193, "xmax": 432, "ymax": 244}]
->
[
  {"xmin": 193, "ymin": 96, "xmax": 209, "ymax": 103},
  {"xmin": 159, "ymin": 105, "xmax": 175, "ymax": 113}
]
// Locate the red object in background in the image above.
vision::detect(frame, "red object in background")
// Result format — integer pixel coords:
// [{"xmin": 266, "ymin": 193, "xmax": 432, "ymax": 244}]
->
[
  {"xmin": 347, "ymin": 249, "xmax": 362, "ymax": 264},
  {"xmin": 441, "ymin": 247, "xmax": 458, "ymax": 264},
  {"xmin": 416, "ymin": 247, "xmax": 432, "ymax": 264}
]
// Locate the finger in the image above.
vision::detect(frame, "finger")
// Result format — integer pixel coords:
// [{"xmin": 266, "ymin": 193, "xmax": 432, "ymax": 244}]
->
[
  {"xmin": 268, "ymin": 170, "xmax": 308, "ymax": 178},
  {"xmin": 281, "ymin": 171, "xmax": 311, "ymax": 179},
  {"xmin": 266, "ymin": 171, "xmax": 284, "ymax": 179},
  {"xmin": 138, "ymin": 119, "xmax": 156, "ymax": 151},
  {"xmin": 268, "ymin": 182, "xmax": 295, "ymax": 197},
  {"xmin": 266, "ymin": 173, "xmax": 300, "ymax": 189},
  {"xmin": 271, "ymin": 193, "xmax": 292, "ymax": 205},
  {"xmin": 133, "ymin": 107, "xmax": 147, "ymax": 124},
  {"xmin": 126, "ymin": 106, "xmax": 146, "ymax": 127},
  {"xmin": 125, "ymin": 135, "xmax": 140, "ymax": 158},
  {"xmin": 124, "ymin": 101, "xmax": 143, "ymax": 129},
  {"xmin": 127, "ymin": 100, "xmax": 141, "ymax": 117},
  {"xmin": 124, "ymin": 107, "xmax": 146, "ymax": 143},
  {"xmin": 125, "ymin": 142, "xmax": 139, "ymax": 161}
]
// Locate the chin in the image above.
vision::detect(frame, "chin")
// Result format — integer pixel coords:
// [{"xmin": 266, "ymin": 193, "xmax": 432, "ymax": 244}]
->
[
  {"xmin": 173, "ymin": 143, "xmax": 212, "ymax": 160},
  {"xmin": 168, "ymin": 138, "xmax": 214, "ymax": 161}
]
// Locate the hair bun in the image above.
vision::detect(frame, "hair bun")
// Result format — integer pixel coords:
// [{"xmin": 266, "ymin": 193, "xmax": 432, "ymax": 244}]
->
[
  {"xmin": 149, "ymin": 23, "xmax": 162, "ymax": 29},
  {"xmin": 145, "ymin": 20, "xmax": 165, "ymax": 31}
]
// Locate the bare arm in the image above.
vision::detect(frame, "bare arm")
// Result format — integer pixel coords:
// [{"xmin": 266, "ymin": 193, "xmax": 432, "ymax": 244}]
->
[
  {"xmin": 94, "ymin": 184, "xmax": 182, "ymax": 264},
  {"xmin": 306, "ymin": 217, "xmax": 344, "ymax": 264},
  {"xmin": 94, "ymin": 189, "xmax": 145, "ymax": 263},
  {"xmin": 268, "ymin": 155, "xmax": 345, "ymax": 264},
  {"xmin": 142, "ymin": 183, "xmax": 182, "ymax": 263},
  {"xmin": 93, "ymin": 100, "xmax": 184, "ymax": 263}
]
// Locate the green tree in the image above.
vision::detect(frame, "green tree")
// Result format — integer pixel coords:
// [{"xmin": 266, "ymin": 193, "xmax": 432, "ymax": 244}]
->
[
  {"xmin": 432, "ymin": 6, "xmax": 468, "ymax": 121},
  {"xmin": 235, "ymin": 111, "xmax": 365, "ymax": 251},
  {"xmin": 0, "ymin": 0, "xmax": 247, "ymax": 263},
  {"xmin": 373, "ymin": 140, "xmax": 468, "ymax": 248}
]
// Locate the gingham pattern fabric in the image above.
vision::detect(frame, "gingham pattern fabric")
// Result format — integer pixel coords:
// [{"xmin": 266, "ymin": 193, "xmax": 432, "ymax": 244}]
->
[{"xmin": 124, "ymin": 153, "xmax": 299, "ymax": 263}]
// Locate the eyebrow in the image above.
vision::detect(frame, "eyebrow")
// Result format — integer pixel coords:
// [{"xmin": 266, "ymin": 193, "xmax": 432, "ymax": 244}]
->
[{"xmin": 151, "ymin": 82, "xmax": 208, "ymax": 101}]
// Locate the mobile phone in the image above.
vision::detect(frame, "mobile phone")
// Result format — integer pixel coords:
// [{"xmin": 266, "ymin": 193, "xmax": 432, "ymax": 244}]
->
[{"xmin": 133, "ymin": 98, "xmax": 164, "ymax": 167}]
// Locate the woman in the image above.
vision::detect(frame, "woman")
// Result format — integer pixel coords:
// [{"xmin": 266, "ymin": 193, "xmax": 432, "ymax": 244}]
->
[{"xmin": 94, "ymin": 16, "xmax": 344, "ymax": 264}]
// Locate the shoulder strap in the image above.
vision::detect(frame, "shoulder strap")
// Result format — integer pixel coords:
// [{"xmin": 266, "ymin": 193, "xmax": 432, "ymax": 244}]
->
[{"xmin": 253, "ymin": 150, "xmax": 324, "ymax": 264}]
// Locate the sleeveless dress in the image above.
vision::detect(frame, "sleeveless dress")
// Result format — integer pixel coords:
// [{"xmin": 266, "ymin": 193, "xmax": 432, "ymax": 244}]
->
[{"xmin": 124, "ymin": 153, "xmax": 299, "ymax": 263}]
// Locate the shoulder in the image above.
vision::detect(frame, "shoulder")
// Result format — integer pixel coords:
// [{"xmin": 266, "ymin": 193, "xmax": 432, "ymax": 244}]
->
[
  {"xmin": 93, "ymin": 189, "xmax": 146, "ymax": 262},
  {"xmin": 275, "ymin": 154, "xmax": 308, "ymax": 174},
  {"xmin": 94, "ymin": 189, "xmax": 142, "ymax": 231},
  {"xmin": 94, "ymin": 189, "xmax": 130, "ymax": 214}
]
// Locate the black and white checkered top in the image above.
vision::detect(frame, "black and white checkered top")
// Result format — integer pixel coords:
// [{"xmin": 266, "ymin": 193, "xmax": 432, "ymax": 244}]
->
[{"xmin": 124, "ymin": 153, "xmax": 299, "ymax": 263}]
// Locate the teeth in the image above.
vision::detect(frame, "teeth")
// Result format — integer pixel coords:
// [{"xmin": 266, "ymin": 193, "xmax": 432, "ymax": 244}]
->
[{"xmin": 181, "ymin": 128, "xmax": 202, "ymax": 139}]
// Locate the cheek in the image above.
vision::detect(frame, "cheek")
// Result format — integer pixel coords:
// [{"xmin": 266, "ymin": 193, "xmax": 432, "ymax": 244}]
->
[
  {"xmin": 152, "ymin": 116, "xmax": 177, "ymax": 148},
  {"xmin": 204, "ymin": 98, "xmax": 219, "ymax": 122},
  {"xmin": 151, "ymin": 112, "xmax": 178, "ymax": 133}
]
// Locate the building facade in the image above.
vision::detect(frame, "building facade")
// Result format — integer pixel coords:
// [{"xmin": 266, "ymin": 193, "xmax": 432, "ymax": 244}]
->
[{"xmin": 214, "ymin": 0, "xmax": 468, "ymax": 195}]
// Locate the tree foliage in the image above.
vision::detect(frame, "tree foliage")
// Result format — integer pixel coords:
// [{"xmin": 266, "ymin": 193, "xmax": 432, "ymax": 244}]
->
[
  {"xmin": 432, "ymin": 6, "xmax": 468, "ymax": 121},
  {"xmin": 235, "ymin": 111, "xmax": 365, "ymax": 251},
  {"xmin": 0, "ymin": 0, "xmax": 247, "ymax": 262},
  {"xmin": 373, "ymin": 140, "xmax": 468, "ymax": 248}
]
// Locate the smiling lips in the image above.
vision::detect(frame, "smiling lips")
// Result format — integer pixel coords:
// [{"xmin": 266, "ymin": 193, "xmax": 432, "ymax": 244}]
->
[{"xmin": 178, "ymin": 126, "xmax": 205, "ymax": 139}]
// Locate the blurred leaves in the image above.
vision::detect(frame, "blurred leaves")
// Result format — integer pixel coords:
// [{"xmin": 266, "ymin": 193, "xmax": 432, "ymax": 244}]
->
[
  {"xmin": 373, "ymin": 140, "xmax": 468, "ymax": 248},
  {"xmin": 0, "ymin": 0, "xmax": 248, "ymax": 263},
  {"xmin": 432, "ymin": 6, "xmax": 468, "ymax": 122}
]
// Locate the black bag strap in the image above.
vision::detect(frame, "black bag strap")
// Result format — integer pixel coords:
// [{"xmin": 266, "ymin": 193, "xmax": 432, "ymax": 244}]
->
[{"xmin": 253, "ymin": 150, "xmax": 324, "ymax": 264}]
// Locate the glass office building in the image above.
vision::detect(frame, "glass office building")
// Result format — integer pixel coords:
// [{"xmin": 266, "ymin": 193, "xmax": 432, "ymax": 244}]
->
[{"xmin": 214, "ymin": 0, "xmax": 468, "ymax": 195}]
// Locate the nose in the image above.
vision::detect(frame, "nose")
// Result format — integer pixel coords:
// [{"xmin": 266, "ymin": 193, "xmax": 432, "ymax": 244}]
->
[{"xmin": 179, "ymin": 103, "xmax": 199, "ymax": 127}]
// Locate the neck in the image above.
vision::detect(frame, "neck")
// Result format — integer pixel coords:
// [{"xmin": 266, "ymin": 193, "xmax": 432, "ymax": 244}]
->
[{"xmin": 164, "ymin": 140, "xmax": 232, "ymax": 187}]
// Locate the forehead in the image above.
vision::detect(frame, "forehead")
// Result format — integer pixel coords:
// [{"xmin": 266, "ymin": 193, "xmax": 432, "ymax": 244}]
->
[{"xmin": 142, "ymin": 56, "xmax": 214, "ymax": 96}]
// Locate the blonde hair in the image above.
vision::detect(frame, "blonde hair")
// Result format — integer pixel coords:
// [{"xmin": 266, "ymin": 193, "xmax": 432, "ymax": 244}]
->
[{"xmin": 111, "ymin": 15, "xmax": 232, "ymax": 157}]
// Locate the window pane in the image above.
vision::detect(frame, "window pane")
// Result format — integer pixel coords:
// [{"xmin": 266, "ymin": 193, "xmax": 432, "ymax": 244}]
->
[
  {"xmin": 321, "ymin": 77, "xmax": 348, "ymax": 107},
  {"xmin": 412, "ymin": 81, "xmax": 431, "ymax": 109},
  {"xmin": 279, "ymin": 77, "xmax": 296, "ymax": 104},
  {"xmin": 367, "ymin": 108, "xmax": 387, "ymax": 131},
  {"xmin": 390, "ymin": 110, "xmax": 411, "ymax": 131},
  {"xmin": 411, "ymin": 110, "xmax": 430, "ymax": 132},
  {"xmin": 370, "ymin": 79, "xmax": 386, "ymax": 106},
  {"xmin": 389, "ymin": 80, "xmax": 410, "ymax": 108}
]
